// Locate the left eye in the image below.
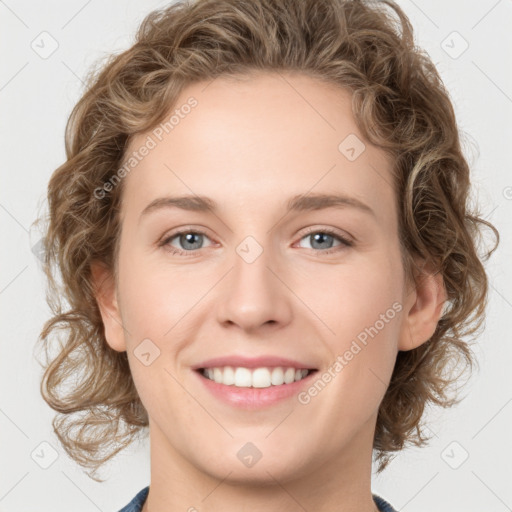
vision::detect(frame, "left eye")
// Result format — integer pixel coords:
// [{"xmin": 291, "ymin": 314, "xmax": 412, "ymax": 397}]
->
[{"xmin": 296, "ymin": 229, "xmax": 353, "ymax": 254}]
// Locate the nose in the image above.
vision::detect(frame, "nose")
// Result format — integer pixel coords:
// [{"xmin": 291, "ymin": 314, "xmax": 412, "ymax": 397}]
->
[{"xmin": 215, "ymin": 239, "xmax": 293, "ymax": 333}]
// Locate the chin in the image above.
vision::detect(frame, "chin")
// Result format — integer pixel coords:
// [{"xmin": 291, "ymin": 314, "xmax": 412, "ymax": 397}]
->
[{"xmin": 188, "ymin": 439, "xmax": 314, "ymax": 485}]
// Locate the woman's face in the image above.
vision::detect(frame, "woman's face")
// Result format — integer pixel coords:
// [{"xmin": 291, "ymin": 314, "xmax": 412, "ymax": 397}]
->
[{"xmin": 98, "ymin": 72, "xmax": 421, "ymax": 484}]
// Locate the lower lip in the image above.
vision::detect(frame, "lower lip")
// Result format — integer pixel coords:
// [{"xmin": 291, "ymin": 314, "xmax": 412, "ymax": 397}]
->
[{"xmin": 194, "ymin": 369, "xmax": 318, "ymax": 409}]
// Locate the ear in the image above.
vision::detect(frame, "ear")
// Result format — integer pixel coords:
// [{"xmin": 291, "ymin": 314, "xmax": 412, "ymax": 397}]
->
[
  {"xmin": 398, "ymin": 259, "xmax": 447, "ymax": 352},
  {"xmin": 90, "ymin": 260, "xmax": 127, "ymax": 352}
]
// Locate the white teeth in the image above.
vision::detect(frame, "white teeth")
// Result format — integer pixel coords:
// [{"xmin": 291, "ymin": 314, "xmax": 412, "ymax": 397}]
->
[
  {"xmin": 234, "ymin": 367, "xmax": 252, "ymax": 387},
  {"xmin": 213, "ymin": 368, "xmax": 223, "ymax": 383},
  {"xmin": 201, "ymin": 366, "xmax": 312, "ymax": 388},
  {"xmin": 270, "ymin": 367, "xmax": 284, "ymax": 385},
  {"xmin": 251, "ymin": 368, "xmax": 271, "ymax": 388},
  {"xmin": 284, "ymin": 367, "xmax": 295, "ymax": 384},
  {"xmin": 223, "ymin": 366, "xmax": 235, "ymax": 385}
]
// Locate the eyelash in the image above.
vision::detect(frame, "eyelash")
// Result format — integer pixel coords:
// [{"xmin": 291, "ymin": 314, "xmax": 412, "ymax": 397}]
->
[{"xmin": 159, "ymin": 226, "xmax": 353, "ymax": 257}]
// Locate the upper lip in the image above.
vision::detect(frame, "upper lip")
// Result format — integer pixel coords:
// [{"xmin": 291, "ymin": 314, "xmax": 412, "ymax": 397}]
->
[{"xmin": 192, "ymin": 355, "xmax": 317, "ymax": 370}]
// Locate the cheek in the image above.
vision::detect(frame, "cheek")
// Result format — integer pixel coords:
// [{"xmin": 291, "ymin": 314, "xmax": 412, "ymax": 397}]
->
[
  {"xmin": 117, "ymin": 260, "xmax": 195, "ymax": 415},
  {"xmin": 297, "ymin": 252, "xmax": 403, "ymax": 340},
  {"xmin": 117, "ymin": 244, "xmax": 197, "ymax": 337},
  {"xmin": 120, "ymin": 279, "xmax": 174, "ymax": 340},
  {"xmin": 289, "ymin": 258, "xmax": 404, "ymax": 438},
  {"xmin": 316, "ymin": 254, "xmax": 403, "ymax": 380}
]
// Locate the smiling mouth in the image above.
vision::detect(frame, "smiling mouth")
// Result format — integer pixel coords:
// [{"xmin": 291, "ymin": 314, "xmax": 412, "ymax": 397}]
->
[{"xmin": 196, "ymin": 366, "xmax": 318, "ymax": 388}]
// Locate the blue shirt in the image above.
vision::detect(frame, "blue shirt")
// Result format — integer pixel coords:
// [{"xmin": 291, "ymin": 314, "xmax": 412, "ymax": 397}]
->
[{"xmin": 118, "ymin": 486, "xmax": 398, "ymax": 511}]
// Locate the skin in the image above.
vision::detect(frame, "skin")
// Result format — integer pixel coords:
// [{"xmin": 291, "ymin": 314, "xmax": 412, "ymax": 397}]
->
[{"xmin": 92, "ymin": 72, "xmax": 446, "ymax": 512}]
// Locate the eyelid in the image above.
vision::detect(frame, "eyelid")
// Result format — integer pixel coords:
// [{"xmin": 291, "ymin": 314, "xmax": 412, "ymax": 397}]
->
[
  {"xmin": 159, "ymin": 225, "xmax": 208, "ymax": 240},
  {"xmin": 158, "ymin": 226, "xmax": 215, "ymax": 253},
  {"xmin": 158, "ymin": 225, "xmax": 354, "ymax": 256},
  {"xmin": 294, "ymin": 226, "xmax": 354, "ymax": 255},
  {"xmin": 298, "ymin": 225, "xmax": 354, "ymax": 244}
]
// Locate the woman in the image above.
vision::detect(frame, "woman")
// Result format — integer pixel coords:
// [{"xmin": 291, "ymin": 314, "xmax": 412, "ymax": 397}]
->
[{"xmin": 38, "ymin": 0, "xmax": 498, "ymax": 510}]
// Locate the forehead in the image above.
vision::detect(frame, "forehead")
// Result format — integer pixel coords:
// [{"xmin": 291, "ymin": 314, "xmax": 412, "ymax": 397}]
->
[{"xmin": 120, "ymin": 72, "xmax": 395, "ymax": 224}]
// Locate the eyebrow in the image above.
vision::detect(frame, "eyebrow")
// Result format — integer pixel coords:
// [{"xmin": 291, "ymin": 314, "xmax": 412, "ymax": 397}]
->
[{"xmin": 139, "ymin": 192, "xmax": 376, "ymax": 219}]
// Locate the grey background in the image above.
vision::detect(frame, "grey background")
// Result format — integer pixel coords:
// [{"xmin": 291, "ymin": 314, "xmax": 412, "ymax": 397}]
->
[{"xmin": 1, "ymin": 0, "xmax": 511, "ymax": 511}]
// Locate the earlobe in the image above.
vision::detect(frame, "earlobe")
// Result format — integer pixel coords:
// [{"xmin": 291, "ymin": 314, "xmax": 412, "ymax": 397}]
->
[
  {"xmin": 90, "ymin": 260, "xmax": 127, "ymax": 352},
  {"xmin": 398, "ymin": 262, "xmax": 447, "ymax": 352}
]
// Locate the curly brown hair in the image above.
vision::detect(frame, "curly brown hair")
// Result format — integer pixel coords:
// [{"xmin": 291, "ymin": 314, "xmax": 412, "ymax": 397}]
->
[{"xmin": 36, "ymin": 0, "xmax": 499, "ymax": 481}]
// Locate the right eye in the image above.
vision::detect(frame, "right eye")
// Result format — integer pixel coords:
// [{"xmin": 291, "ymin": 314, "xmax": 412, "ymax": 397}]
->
[{"xmin": 159, "ymin": 228, "xmax": 214, "ymax": 256}]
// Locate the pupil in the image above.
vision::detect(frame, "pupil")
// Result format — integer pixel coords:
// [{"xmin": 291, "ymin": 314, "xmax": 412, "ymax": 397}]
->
[
  {"xmin": 182, "ymin": 233, "xmax": 202, "ymax": 250},
  {"xmin": 311, "ymin": 233, "xmax": 333, "ymax": 249}
]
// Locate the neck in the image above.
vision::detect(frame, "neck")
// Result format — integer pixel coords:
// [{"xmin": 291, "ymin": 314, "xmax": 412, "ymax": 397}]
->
[{"xmin": 142, "ymin": 414, "xmax": 380, "ymax": 512}]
